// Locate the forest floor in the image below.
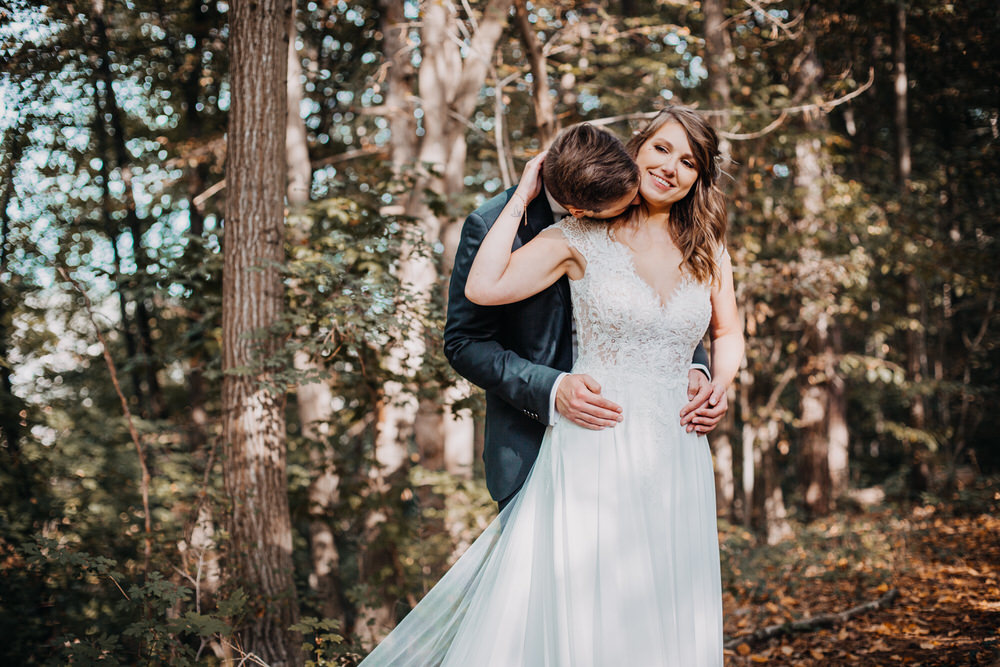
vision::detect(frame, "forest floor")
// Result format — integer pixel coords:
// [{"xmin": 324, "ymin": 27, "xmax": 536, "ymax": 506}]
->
[{"xmin": 720, "ymin": 483, "xmax": 1000, "ymax": 666}]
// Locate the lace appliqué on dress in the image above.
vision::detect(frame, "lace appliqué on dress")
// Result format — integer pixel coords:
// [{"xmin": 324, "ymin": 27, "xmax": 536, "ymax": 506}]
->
[{"xmin": 552, "ymin": 217, "xmax": 714, "ymax": 424}]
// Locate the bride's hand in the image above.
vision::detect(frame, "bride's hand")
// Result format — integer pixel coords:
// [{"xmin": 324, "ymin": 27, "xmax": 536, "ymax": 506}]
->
[
  {"xmin": 514, "ymin": 152, "xmax": 547, "ymax": 204},
  {"xmin": 680, "ymin": 372, "xmax": 728, "ymax": 434}
]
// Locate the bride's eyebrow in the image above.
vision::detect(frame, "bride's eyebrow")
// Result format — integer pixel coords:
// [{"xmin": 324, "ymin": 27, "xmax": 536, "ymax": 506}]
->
[{"xmin": 656, "ymin": 140, "xmax": 694, "ymax": 160}]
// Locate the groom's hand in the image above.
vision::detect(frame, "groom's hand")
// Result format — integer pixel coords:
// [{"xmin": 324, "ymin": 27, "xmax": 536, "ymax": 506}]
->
[
  {"xmin": 681, "ymin": 370, "xmax": 728, "ymax": 434},
  {"xmin": 555, "ymin": 374, "xmax": 623, "ymax": 430}
]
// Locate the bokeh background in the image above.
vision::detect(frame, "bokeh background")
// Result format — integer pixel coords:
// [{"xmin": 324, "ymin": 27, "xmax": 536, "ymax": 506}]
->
[{"xmin": 1, "ymin": 0, "xmax": 998, "ymax": 664}]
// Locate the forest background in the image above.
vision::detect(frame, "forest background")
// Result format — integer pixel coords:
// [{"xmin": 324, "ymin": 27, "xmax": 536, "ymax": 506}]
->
[{"xmin": 1, "ymin": 0, "xmax": 998, "ymax": 665}]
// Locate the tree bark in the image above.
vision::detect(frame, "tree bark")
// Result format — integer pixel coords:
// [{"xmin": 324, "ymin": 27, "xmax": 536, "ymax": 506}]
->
[
  {"xmin": 742, "ymin": 366, "xmax": 793, "ymax": 544},
  {"xmin": 893, "ymin": 1, "xmax": 928, "ymax": 445},
  {"xmin": 703, "ymin": 0, "xmax": 733, "ymax": 158},
  {"xmin": 0, "ymin": 128, "xmax": 25, "ymax": 453},
  {"xmin": 90, "ymin": 1, "xmax": 164, "ymax": 418},
  {"xmin": 711, "ymin": 394, "xmax": 736, "ymax": 519},
  {"xmin": 359, "ymin": 0, "xmax": 513, "ymax": 639},
  {"xmin": 222, "ymin": 0, "xmax": 300, "ymax": 663},
  {"xmin": 703, "ymin": 0, "xmax": 735, "ymax": 517},
  {"xmin": 792, "ymin": 37, "xmax": 847, "ymax": 517},
  {"xmin": 90, "ymin": 84, "xmax": 147, "ymax": 412},
  {"xmin": 514, "ymin": 0, "xmax": 558, "ymax": 147},
  {"xmin": 374, "ymin": 0, "xmax": 513, "ymax": 486},
  {"xmin": 286, "ymin": 12, "xmax": 345, "ymax": 622}
]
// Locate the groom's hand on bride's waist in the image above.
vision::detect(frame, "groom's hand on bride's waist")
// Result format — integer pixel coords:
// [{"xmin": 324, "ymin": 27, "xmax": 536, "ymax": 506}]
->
[{"xmin": 554, "ymin": 374, "xmax": 624, "ymax": 430}]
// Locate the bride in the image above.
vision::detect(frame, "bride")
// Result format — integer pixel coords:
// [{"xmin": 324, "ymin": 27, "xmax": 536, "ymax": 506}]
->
[{"xmin": 360, "ymin": 106, "xmax": 743, "ymax": 666}]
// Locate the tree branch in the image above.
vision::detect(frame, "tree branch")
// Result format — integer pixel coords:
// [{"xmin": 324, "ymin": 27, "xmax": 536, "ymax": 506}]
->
[
  {"xmin": 192, "ymin": 147, "xmax": 389, "ymax": 206},
  {"xmin": 724, "ymin": 587, "xmax": 900, "ymax": 649},
  {"xmin": 58, "ymin": 266, "xmax": 152, "ymax": 576},
  {"xmin": 589, "ymin": 68, "xmax": 875, "ymax": 141}
]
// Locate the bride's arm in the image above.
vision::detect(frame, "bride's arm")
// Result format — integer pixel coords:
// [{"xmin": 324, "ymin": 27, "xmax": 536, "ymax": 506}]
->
[
  {"xmin": 465, "ymin": 154, "xmax": 583, "ymax": 306},
  {"xmin": 707, "ymin": 250, "xmax": 744, "ymax": 394}
]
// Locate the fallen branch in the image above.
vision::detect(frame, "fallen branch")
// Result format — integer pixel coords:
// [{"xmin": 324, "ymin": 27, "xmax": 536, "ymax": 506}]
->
[
  {"xmin": 724, "ymin": 587, "xmax": 900, "ymax": 649},
  {"xmin": 58, "ymin": 267, "xmax": 152, "ymax": 575}
]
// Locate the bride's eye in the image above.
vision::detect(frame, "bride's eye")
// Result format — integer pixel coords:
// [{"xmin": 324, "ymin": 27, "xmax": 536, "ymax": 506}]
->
[{"xmin": 682, "ymin": 159, "xmax": 695, "ymax": 168}]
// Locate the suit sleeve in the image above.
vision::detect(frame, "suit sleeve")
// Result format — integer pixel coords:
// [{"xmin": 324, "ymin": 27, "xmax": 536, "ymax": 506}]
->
[
  {"xmin": 692, "ymin": 340, "xmax": 710, "ymax": 378},
  {"xmin": 444, "ymin": 211, "xmax": 563, "ymax": 424}
]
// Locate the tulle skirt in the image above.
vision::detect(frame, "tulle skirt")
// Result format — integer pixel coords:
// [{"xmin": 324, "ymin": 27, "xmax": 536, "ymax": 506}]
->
[{"xmin": 360, "ymin": 373, "xmax": 724, "ymax": 666}]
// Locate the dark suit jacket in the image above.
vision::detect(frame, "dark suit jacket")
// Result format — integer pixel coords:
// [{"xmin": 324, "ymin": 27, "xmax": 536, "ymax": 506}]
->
[{"xmin": 444, "ymin": 186, "xmax": 708, "ymax": 504}]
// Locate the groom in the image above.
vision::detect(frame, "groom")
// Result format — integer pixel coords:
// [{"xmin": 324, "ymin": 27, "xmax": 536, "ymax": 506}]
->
[{"xmin": 444, "ymin": 124, "xmax": 726, "ymax": 510}]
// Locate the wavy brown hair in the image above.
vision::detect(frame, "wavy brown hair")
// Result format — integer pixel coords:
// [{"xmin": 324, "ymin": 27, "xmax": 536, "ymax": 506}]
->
[
  {"xmin": 620, "ymin": 106, "xmax": 728, "ymax": 285},
  {"xmin": 543, "ymin": 123, "xmax": 639, "ymax": 212}
]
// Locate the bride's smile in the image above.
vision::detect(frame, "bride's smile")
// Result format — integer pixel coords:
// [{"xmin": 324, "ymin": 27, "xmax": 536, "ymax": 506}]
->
[{"xmin": 635, "ymin": 121, "xmax": 700, "ymax": 210}]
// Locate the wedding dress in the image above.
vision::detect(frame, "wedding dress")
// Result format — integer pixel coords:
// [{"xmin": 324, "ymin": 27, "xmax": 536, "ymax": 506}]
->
[{"xmin": 361, "ymin": 217, "xmax": 724, "ymax": 666}]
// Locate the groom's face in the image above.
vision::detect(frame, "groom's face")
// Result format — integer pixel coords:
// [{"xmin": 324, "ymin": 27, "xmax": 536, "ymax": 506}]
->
[{"xmin": 565, "ymin": 184, "xmax": 641, "ymax": 219}]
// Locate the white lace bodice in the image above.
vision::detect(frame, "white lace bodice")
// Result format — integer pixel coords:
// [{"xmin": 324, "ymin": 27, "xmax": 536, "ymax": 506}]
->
[{"xmin": 553, "ymin": 217, "xmax": 715, "ymax": 391}]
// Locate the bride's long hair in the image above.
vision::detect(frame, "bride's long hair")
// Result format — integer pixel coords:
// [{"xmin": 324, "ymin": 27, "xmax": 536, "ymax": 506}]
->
[{"xmin": 620, "ymin": 106, "xmax": 728, "ymax": 285}]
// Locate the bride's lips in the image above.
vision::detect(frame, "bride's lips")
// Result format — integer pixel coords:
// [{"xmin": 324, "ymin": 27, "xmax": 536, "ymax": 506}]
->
[{"xmin": 648, "ymin": 171, "xmax": 676, "ymax": 191}]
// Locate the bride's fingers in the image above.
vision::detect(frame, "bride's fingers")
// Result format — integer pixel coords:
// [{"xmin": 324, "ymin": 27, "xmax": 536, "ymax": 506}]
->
[{"xmin": 680, "ymin": 385, "xmax": 712, "ymax": 421}]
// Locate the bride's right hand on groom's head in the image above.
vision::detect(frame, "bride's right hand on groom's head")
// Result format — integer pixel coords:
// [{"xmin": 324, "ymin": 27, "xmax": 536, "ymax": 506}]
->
[{"xmin": 515, "ymin": 151, "xmax": 547, "ymax": 203}]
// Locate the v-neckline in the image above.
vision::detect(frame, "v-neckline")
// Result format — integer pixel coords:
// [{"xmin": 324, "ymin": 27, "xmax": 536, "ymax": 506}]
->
[{"xmin": 608, "ymin": 235, "xmax": 691, "ymax": 312}]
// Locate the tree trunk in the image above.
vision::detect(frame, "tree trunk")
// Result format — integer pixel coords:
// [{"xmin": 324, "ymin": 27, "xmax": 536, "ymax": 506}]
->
[
  {"xmin": 90, "ymin": 2, "xmax": 164, "ymax": 418},
  {"xmin": 514, "ymin": 0, "xmax": 558, "ymax": 147},
  {"xmin": 749, "ymin": 418, "xmax": 793, "ymax": 545},
  {"xmin": 893, "ymin": 1, "xmax": 928, "ymax": 449},
  {"xmin": 741, "ymin": 367, "xmax": 792, "ymax": 542},
  {"xmin": 374, "ymin": 0, "xmax": 513, "ymax": 482},
  {"xmin": 380, "ymin": 0, "xmax": 417, "ymax": 175},
  {"xmin": 711, "ymin": 393, "xmax": 736, "ymax": 519},
  {"xmin": 90, "ymin": 85, "xmax": 147, "ymax": 411},
  {"xmin": 827, "ymin": 325, "xmax": 849, "ymax": 499},
  {"xmin": 285, "ymin": 9, "xmax": 345, "ymax": 623},
  {"xmin": 703, "ymin": 0, "xmax": 735, "ymax": 517},
  {"xmin": 358, "ymin": 0, "xmax": 513, "ymax": 639},
  {"xmin": 703, "ymin": 0, "xmax": 733, "ymax": 157},
  {"xmin": 0, "ymin": 128, "xmax": 25, "ymax": 453},
  {"xmin": 738, "ymin": 373, "xmax": 754, "ymax": 528},
  {"xmin": 791, "ymin": 36, "xmax": 847, "ymax": 517},
  {"xmin": 180, "ymin": 0, "xmax": 214, "ymax": 462},
  {"xmin": 222, "ymin": 0, "xmax": 300, "ymax": 663}
]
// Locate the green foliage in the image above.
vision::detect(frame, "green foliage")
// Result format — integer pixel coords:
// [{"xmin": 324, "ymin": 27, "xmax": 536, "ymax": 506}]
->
[
  {"xmin": 2, "ymin": 0, "xmax": 998, "ymax": 661},
  {"xmin": 290, "ymin": 616, "xmax": 349, "ymax": 666},
  {"xmin": 6, "ymin": 536, "xmax": 249, "ymax": 665}
]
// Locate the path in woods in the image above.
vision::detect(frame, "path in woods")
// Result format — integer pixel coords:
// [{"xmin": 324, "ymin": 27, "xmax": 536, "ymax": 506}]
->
[{"xmin": 722, "ymin": 502, "xmax": 1000, "ymax": 666}]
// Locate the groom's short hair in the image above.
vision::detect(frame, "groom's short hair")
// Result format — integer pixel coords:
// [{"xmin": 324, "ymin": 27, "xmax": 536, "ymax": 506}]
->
[{"xmin": 542, "ymin": 123, "xmax": 639, "ymax": 212}]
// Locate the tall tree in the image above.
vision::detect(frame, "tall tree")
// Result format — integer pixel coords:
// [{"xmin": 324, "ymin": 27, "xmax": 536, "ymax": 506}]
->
[
  {"xmin": 702, "ymin": 0, "xmax": 736, "ymax": 517},
  {"xmin": 89, "ymin": 0, "xmax": 165, "ymax": 418},
  {"xmin": 285, "ymin": 7, "xmax": 344, "ymax": 623},
  {"xmin": 221, "ymin": 0, "xmax": 301, "ymax": 663},
  {"xmin": 374, "ymin": 0, "xmax": 514, "ymax": 483}
]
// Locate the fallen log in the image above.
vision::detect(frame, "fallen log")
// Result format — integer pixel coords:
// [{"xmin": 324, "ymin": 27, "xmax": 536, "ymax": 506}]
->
[{"xmin": 724, "ymin": 588, "xmax": 900, "ymax": 649}]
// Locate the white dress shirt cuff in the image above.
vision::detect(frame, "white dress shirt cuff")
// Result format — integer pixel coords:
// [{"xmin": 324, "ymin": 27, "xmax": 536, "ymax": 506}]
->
[
  {"xmin": 691, "ymin": 363, "xmax": 711, "ymax": 380},
  {"xmin": 548, "ymin": 372, "xmax": 569, "ymax": 425}
]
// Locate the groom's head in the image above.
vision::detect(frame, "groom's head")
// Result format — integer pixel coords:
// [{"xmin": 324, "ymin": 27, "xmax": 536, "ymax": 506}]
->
[{"xmin": 543, "ymin": 123, "xmax": 640, "ymax": 219}]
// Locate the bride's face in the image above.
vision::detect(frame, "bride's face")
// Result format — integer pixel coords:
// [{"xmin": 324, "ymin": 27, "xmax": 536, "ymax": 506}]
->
[{"xmin": 634, "ymin": 121, "xmax": 700, "ymax": 212}]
